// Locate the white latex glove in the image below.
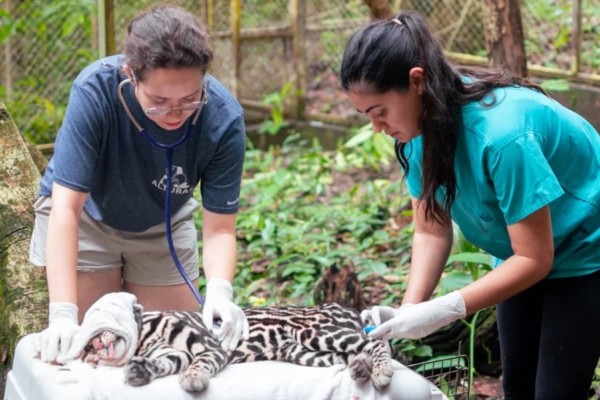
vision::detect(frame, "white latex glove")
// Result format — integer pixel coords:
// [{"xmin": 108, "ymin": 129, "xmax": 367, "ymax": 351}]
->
[
  {"xmin": 33, "ymin": 302, "xmax": 80, "ymax": 364},
  {"xmin": 368, "ymin": 291, "xmax": 466, "ymax": 340},
  {"xmin": 361, "ymin": 303, "xmax": 415, "ymax": 327},
  {"xmin": 202, "ymin": 278, "xmax": 250, "ymax": 352}
]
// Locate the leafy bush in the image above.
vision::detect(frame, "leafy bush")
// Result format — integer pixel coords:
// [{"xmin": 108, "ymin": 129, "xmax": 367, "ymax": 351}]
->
[{"xmin": 195, "ymin": 133, "xmax": 414, "ymax": 307}]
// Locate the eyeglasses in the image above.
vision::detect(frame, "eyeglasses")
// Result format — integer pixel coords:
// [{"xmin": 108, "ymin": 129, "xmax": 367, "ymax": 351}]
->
[{"xmin": 130, "ymin": 70, "xmax": 210, "ymax": 116}]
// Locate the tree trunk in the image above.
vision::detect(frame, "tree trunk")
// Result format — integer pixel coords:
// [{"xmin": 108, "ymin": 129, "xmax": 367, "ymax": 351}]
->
[
  {"xmin": 0, "ymin": 100, "xmax": 49, "ymax": 385},
  {"xmin": 24, "ymin": 138, "xmax": 48, "ymax": 175},
  {"xmin": 363, "ymin": 0, "xmax": 395, "ymax": 21},
  {"xmin": 481, "ymin": 0, "xmax": 528, "ymax": 77}
]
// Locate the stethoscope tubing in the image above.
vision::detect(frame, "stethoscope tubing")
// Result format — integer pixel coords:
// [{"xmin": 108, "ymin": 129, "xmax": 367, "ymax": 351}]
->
[{"xmin": 117, "ymin": 78, "xmax": 206, "ymax": 307}]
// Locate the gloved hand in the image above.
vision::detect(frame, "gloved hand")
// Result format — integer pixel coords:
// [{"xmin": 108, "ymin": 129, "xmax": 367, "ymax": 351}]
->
[
  {"xmin": 33, "ymin": 302, "xmax": 80, "ymax": 364},
  {"xmin": 368, "ymin": 291, "xmax": 466, "ymax": 341},
  {"xmin": 202, "ymin": 278, "xmax": 250, "ymax": 352},
  {"xmin": 361, "ymin": 303, "xmax": 415, "ymax": 327}
]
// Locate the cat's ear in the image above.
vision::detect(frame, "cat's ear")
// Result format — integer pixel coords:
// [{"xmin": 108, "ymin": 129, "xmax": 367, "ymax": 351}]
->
[{"xmin": 133, "ymin": 303, "xmax": 144, "ymax": 332}]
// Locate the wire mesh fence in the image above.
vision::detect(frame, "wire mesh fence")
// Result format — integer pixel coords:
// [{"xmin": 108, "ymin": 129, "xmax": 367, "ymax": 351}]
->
[
  {"xmin": 0, "ymin": 0, "xmax": 597, "ymax": 143},
  {"xmin": 408, "ymin": 353, "xmax": 471, "ymax": 400},
  {"xmin": 0, "ymin": 0, "xmax": 96, "ymax": 144}
]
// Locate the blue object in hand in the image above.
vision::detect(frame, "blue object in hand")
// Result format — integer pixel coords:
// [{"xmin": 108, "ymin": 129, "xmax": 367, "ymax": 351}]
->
[{"xmin": 363, "ymin": 326, "xmax": 376, "ymax": 334}]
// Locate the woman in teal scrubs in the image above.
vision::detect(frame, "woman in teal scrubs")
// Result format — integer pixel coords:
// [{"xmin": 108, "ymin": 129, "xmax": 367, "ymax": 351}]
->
[{"xmin": 341, "ymin": 10, "xmax": 600, "ymax": 399}]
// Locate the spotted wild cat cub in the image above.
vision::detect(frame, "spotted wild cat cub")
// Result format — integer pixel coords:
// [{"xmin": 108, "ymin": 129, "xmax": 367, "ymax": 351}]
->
[{"xmin": 83, "ymin": 302, "xmax": 395, "ymax": 392}]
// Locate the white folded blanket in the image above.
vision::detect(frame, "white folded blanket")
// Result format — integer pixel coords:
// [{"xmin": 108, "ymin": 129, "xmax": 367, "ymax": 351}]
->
[
  {"xmin": 9, "ymin": 292, "xmax": 445, "ymax": 400},
  {"xmin": 8, "ymin": 334, "xmax": 443, "ymax": 400}
]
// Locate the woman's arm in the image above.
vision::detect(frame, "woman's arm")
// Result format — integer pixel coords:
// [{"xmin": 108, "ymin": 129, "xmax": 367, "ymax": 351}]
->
[
  {"xmin": 369, "ymin": 204, "xmax": 554, "ymax": 340},
  {"xmin": 201, "ymin": 208, "xmax": 249, "ymax": 351},
  {"xmin": 459, "ymin": 205, "xmax": 554, "ymax": 314},
  {"xmin": 201, "ymin": 208, "xmax": 237, "ymax": 281},
  {"xmin": 402, "ymin": 196, "xmax": 454, "ymax": 304},
  {"xmin": 46, "ymin": 182, "xmax": 88, "ymax": 304}
]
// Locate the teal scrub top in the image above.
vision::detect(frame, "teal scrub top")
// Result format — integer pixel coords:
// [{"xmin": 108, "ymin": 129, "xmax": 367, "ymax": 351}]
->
[{"xmin": 403, "ymin": 85, "xmax": 600, "ymax": 279}]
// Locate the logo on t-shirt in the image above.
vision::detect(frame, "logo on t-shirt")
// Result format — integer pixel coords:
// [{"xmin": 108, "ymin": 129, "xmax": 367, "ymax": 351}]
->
[{"xmin": 152, "ymin": 166, "xmax": 191, "ymax": 194}]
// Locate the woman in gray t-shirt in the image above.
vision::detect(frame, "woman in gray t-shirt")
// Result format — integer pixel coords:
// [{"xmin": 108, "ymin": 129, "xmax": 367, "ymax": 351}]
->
[{"xmin": 31, "ymin": 5, "xmax": 249, "ymax": 364}]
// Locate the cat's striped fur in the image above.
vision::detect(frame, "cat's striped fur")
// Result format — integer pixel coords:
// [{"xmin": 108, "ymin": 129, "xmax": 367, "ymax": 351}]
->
[{"xmin": 90, "ymin": 303, "xmax": 394, "ymax": 392}]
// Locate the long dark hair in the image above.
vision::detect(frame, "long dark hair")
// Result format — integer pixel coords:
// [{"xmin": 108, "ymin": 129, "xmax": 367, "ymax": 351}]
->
[
  {"xmin": 124, "ymin": 5, "xmax": 213, "ymax": 80},
  {"xmin": 340, "ymin": 10, "xmax": 546, "ymax": 224}
]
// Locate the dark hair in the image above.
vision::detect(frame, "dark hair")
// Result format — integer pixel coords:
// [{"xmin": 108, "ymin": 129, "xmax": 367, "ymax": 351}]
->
[
  {"xmin": 340, "ymin": 10, "xmax": 546, "ymax": 225},
  {"xmin": 124, "ymin": 5, "xmax": 213, "ymax": 81}
]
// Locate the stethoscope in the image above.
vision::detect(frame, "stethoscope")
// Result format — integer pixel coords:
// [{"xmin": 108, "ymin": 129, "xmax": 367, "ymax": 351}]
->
[{"xmin": 117, "ymin": 75, "xmax": 210, "ymax": 307}]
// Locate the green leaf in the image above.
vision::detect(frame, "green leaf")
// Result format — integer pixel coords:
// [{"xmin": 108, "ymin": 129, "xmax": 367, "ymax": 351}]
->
[
  {"xmin": 242, "ymin": 278, "xmax": 267, "ymax": 297},
  {"xmin": 260, "ymin": 218, "xmax": 275, "ymax": 242},
  {"xmin": 446, "ymin": 252, "xmax": 493, "ymax": 267},
  {"xmin": 272, "ymin": 108, "xmax": 284, "ymax": 125},
  {"xmin": 282, "ymin": 262, "xmax": 316, "ymax": 278},
  {"xmin": 440, "ymin": 271, "xmax": 473, "ymax": 291},
  {"xmin": 413, "ymin": 345, "xmax": 433, "ymax": 357},
  {"xmin": 540, "ymin": 79, "xmax": 570, "ymax": 92},
  {"xmin": 306, "ymin": 254, "xmax": 334, "ymax": 267},
  {"xmin": 415, "ymin": 354, "xmax": 466, "ymax": 372},
  {"xmin": 372, "ymin": 132, "xmax": 395, "ymax": 158},
  {"xmin": 370, "ymin": 261, "xmax": 387, "ymax": 276},
  {"xmin": 457, "ymin": 230, "xmax": 479, "ymax": 253},
  {"xmin": 261, "ymin": 92, "xmax": 281, "ymax": 105},
  {"xmin": 280, "ymin": 81, "xmax": 293, "ymax": 98},
  {"xmin": 344, "ymin": 127, "xmax": 374, "ymax": 148},
  {"xmin": 553, "ymin": 26, "xmax": 570, "ymax": 48}
]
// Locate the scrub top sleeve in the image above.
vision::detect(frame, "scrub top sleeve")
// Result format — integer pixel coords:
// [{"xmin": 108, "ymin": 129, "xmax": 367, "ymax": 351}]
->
[
  {"xmin": 52, "ymin": 83, "xmax": 105, "ymax": 193},
  {"xmin": 200, "ymin": 112, "xmax": 246, "ymax": 214},
  {"xmin": 488, "ymin": 132, "xmax": 564, "ymax": 225}
]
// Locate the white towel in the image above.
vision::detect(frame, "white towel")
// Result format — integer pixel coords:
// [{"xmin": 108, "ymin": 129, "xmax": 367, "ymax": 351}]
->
[
  {"xmin": 58, "ymin": 357, "xmax": 402, "ymax": 400},
  {"xmin": 11, "ymin": 332, "xmax": 443, "ymax": 400},
  {"xmin": 58, "ymin": 292, "xmax": 142, "ymax": 367}
]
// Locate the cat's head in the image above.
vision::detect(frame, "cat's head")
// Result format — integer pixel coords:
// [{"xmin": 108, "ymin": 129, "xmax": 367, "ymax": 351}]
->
[{"xmin": 82, "ymin": 331, "xmax": 129, "ymax": 367}]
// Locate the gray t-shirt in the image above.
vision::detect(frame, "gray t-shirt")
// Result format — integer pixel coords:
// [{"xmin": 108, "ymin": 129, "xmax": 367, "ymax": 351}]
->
[{"xmin": 39, "ymin": 55, "xmax": 246, "ymax": 232}]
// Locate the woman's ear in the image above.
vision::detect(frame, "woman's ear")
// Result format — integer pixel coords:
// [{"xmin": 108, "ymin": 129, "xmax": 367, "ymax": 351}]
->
[
  {"xmin": 409, "ymin": 67, "xmax": 424, "ymax": 95},
  {"xmin": 123, "ymin": 64, "xmax": 135, "ymax": 84}
]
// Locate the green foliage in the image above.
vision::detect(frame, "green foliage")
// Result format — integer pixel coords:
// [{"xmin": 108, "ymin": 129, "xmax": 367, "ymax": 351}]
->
[
  {"xmin": 257, "ymin": 82, "xmax": 293, "ymax": 136},
  {"xmin": 0, "ymin": 84, "xmax": 67, "ymax": 144},
  {"xmin": 415, "ymin": 354, "xmax": 466, "ymax": 373},
  {"xmin": 0, "ymin": 9, "xmax": 23, "ymax": 43},
  {"xmin": 0, "ymin": 0, "xmax": 97, "ymax": 144},
  {"xmin": 438, "ymin": 228, "xmax": 493, "ymax": 393},
  {"xmin": 540, "ymin": 79, "xmax": 570, "ymax": 93},
  {"xmin": 195, "ymin": 133, "xmax": 413, "ymax": 307},
  {"xmin": 338, "ymin": 123, "xmax": 397, "ymax": 172}
]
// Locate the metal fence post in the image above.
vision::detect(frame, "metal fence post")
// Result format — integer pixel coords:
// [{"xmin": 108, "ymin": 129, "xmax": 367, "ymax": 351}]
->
[
  {"xmin": 289, "ymin": 0, "xmax": 306, "ymax": 120},
  {"xmin": 571, "ymin": 0, "xmax": 582, "ymax": 76},
  {"xmin": 230, "ymin": 0, "xmax": 242, "ymax": 99},
  {"xmin": 97, "ymin": 0, "xmax": 115, "ymax": 58}
]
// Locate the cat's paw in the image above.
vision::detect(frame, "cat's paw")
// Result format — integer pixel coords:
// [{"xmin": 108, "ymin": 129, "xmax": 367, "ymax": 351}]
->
[
  {"xmin": 179, "ymin": 367, "xmax": 210, "ymax": 392},
  {"xmin": 124, "ymin": 356, "xmax": 155, "ymax": 387},
  {"xmin": 371, "ymin": 361, "xmax": 394, "ymax": 390},
  {"xmin": 349, "ymin": 352, "xmax": 373, "ymax": 384}
]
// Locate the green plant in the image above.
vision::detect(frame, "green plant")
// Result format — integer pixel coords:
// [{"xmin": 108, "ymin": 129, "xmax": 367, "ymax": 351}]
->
[
  {"xmin": 436, "ymin": 228, "xmax": 493, "ymax": 394},
  {"xmin": 257, "ymin": 82, "xmax": 293, "ymax": 136},
  {"xmin": 0, "ymin": 0, "xmax": 97, "ymax": 143},
  {"xmin": 338, "ymin": 122, "xmax": 397, "ymax": 172},
  {"xmin": 195, "ymin": 133, "xmax": 413, "ymax": 307},
  {"xmin": 540, "ymin": 79, "xmax": 570, "ymax": 92}
]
